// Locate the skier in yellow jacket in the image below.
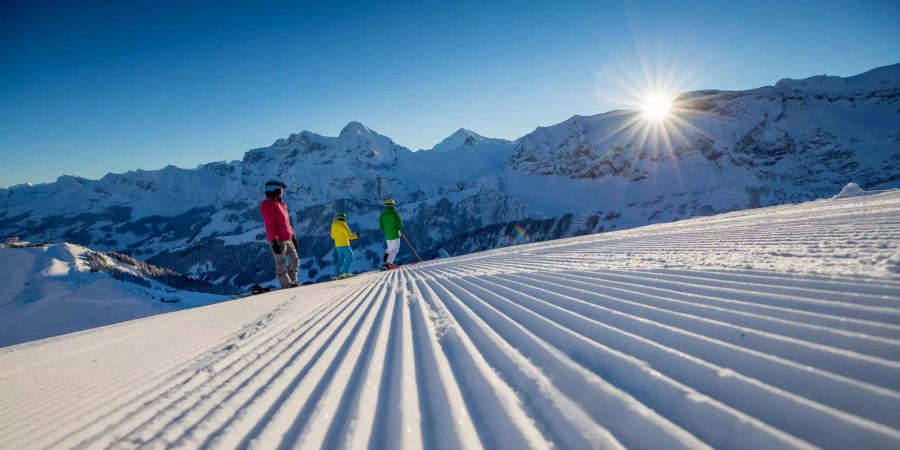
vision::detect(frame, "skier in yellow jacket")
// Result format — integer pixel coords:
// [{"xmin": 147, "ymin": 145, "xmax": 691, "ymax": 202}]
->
[{"xmin": 330, "ymin": 213, "xmax": 359, "ymax": 279}]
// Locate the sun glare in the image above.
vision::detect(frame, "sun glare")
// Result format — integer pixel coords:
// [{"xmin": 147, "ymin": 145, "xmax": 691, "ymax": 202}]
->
[
  {"xmin": 592, "ymin": 56, "xmax": 713, "ymax": 165},
  {"xmin": 641, "ymin": 92, "xmax": 674, "ymax": 121}
]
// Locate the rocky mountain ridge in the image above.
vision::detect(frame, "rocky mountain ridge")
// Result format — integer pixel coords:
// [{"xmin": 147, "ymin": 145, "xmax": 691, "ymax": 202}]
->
[{"xmin": 2, "ymin": 63, "xmax": 898, "ymax": 286}]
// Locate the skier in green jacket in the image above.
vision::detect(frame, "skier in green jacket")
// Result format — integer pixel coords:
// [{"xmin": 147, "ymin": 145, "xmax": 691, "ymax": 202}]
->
[{"xmin": 379, "ymin": 199, "xmax": 402, "ymax": 269}]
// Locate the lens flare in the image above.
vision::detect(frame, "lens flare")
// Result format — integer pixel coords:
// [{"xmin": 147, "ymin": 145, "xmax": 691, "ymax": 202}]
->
[
  {"xmin": 641, "ymin": 91, "xmax": 674, "ymax": 121},
  {"xmin": 511, "ymin": 224, "xmax": 530, "ymax": 242},
  {"xmin": 589, "ymin": 47, "xmax": 721, "ymax": 172}
]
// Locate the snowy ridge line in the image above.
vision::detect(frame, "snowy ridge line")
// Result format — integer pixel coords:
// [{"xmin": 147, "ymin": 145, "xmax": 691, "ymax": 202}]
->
[
  {"xmin": 0, "ymin": 294, "xmax": 300, "ymax": 435},
  {"xmin": 166, "ymin": 274, "xmax": 388, "ymax": 449},
  {"xmin": 663, "ymin": 268, "xmax": 900, "ymax": 295},
  {"xmin": 1, "ymin": 192, "xmax": 899, "ymax": 449},
  {"xmin": 414, "ymin": 268, "xmax": 780, "ymax": 445},
  {"xmin": 446, "ymin": 258, "xmax": 900, "ymax": 311},
  {"xmin": 415, "ymin": 264, "xmax": 819, "ymax": 448},
  {"xmin": 81, "ymin": 280, "xmax": 367, "ymax": 449},
  {"xmin": 552, "ymin": 271, "xmax": 900, "ymax": 359},
  {"xmin": 220, "ymin": 272, "xmax": 395, "ymax": 449},
  {"xmin": 0, "ymin": 283, "xmax": 349, "ymax": 449},
  {"xmin": 442, "ymin": 193, "xmax": 900, "ymax": 267},
  {"xmin": 410, "ymin": 267, "xmax": 704, "ymax": 449},
  {"xmin": 45, "ymin": 293, "xmax": 312, "ymax": 449},
  {"xmin": 463, "ymin": 261, "xmax": 900, "ymax": 341},
  {"xmin": 488, "ymin": 272, "xmax": 900, "ymax": 427},
  {"xmin": 279, "ymin": 271, "xmax": 397, "ymax": 449},
  {"xmin": 620, "ymin": 269, "xmax": 900, "ymax": 306},
  {"xmin": 428, "ymin": 262, "xmax": 896, "ymax": 406},
  {"xmin": 448, "ymin": 259, "xmax": 900, "ymax": 322},
  {"xmin": 439, "ymin": 259, "xmax": 900, "ymax": 358},
  {"xmin": 526, "ymin": 225, "xmax": 900, "ymax": 256},
  {"xmin": 405, "ymin": 269, "xmax": 485, "ymax": 449}
]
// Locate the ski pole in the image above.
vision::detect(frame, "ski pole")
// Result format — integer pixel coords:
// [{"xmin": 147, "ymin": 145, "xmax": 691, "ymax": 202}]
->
[{"xmin": 401, "ymin": 233, "xmax": 424, "ymax": 263}]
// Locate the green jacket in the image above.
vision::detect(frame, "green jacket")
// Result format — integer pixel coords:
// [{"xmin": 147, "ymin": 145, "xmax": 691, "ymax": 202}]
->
[{"xmin": 379, "ymin": 206, "xmax": 402, "ymax": 240}]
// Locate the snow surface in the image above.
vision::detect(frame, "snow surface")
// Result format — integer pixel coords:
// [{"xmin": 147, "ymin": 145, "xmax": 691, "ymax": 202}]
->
[
  {"xmin": 832, "ymin": 182, "xmax": 876, "ymax": 199},
  {"xmin": 0, "ymin": 243, "xmax": 229, "ymax": 347},
  {"xmin": 1, "ymin": 192, "xmax": 899, "ymax": 449}
]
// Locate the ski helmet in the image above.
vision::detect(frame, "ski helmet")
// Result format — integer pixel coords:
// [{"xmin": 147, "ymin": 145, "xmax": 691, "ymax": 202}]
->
[
  {"xmin": 265, "ymin": 180, "xmax": 286, "ymax": 195},
  {"xmin": 337, "ymin": 213, "xmax": 348, "ymax": 220},
  {"xmin": 385, "ymin": 199, "xmax": 396, "ymax": 206}
]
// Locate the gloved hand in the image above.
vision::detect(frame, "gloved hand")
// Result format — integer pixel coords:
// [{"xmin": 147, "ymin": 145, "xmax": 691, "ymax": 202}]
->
[
  {"xmin": 271, "ymin": 240, "xmax": 284, "ymax": 254},
  {"xmin": 291, "ymin": 235, "xmax": 298, "ymax": 250}
]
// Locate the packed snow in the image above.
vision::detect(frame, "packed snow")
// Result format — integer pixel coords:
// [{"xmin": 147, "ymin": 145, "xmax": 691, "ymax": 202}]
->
[{"xmin": 1, "ymin": 191, "xmax": 898, "ymax": 449}]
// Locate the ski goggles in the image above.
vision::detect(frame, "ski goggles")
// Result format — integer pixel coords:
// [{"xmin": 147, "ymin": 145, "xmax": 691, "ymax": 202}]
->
[{"xmin": 265, "ymin": 181, "xmax": 287, "ymax": 191}]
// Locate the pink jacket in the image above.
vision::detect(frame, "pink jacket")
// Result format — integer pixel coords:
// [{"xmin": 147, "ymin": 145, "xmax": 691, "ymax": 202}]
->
[{"xmin": 260, "ymin": 197, "xmax": 295, "ymax": 241}]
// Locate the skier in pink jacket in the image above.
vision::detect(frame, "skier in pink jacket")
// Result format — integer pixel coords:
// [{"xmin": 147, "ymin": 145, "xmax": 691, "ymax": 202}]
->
[{"xmin": 260, "ymin": 180, "xmax": 300, "ymax": 288}]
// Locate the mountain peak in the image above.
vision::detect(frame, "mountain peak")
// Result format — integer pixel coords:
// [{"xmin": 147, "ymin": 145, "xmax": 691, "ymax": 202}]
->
[
  {"xmin": 340, "ymin": 121, "xmax": 374, "ymax": 137},
  {"xmin": 451, "ymin": 128, "xmax": 483, "ymax": 140},
  {"xmin": 55, "ymin": 175, "xmax": 88, "ymax": 185},
  {"xmin": 430, "ymin": 128, "xmax": 490, "ymax": 153}
]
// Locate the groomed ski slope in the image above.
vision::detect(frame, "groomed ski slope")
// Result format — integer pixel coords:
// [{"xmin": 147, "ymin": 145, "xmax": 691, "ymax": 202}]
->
[{"xmin": 2, "ymin": 192, "xmax": 900, "ymax": 449}]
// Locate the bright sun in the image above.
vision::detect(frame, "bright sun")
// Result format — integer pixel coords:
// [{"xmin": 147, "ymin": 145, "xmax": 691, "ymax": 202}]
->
[{"xmin": 641, "ymin": 92, "xmax": 674, "ymax": 121}]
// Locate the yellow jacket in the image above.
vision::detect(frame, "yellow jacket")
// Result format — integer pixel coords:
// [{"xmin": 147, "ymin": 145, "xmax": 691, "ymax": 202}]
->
[{"xmin": 331, "ymin": 219, "xmax": 359, "ymax": 247}]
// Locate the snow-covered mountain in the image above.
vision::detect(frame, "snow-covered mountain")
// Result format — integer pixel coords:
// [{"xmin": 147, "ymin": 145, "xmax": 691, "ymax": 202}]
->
[
  {"xmin": 504, "ymin": 63, "xmax": 900, "ymax": 217},
  {"xmin": 1, "ymin": 63, "xmax": 898, "ymax": 287},
  {"xmin": 429, "ymin": 128, "xmax": 512, "ymax": 154},
  {"xmin": 0, "ymin": 241, "xmax": 231, "ymax": 347}
]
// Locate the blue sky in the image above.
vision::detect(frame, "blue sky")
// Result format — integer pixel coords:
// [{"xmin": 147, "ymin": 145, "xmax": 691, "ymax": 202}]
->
[{"xmin": 1, "ymin": 0, "xmax": 898, "ymax": 187}]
